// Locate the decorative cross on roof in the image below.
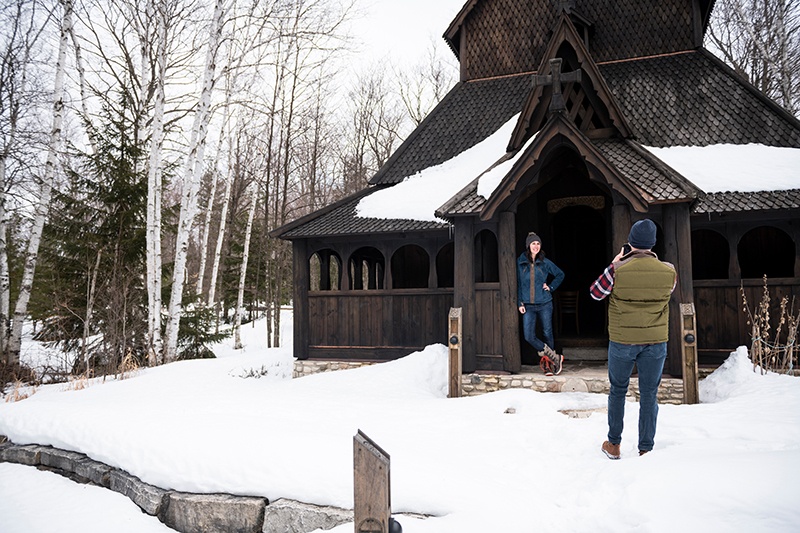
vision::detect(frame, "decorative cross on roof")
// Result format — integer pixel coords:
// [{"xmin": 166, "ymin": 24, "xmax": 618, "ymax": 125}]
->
[
  {"xmin": 533, "ymin": 57, "xmax": 582, "ymax": 113},
  {"xmin": 558, "ymin": 0, "xmax": 576, "ymax": 14}
]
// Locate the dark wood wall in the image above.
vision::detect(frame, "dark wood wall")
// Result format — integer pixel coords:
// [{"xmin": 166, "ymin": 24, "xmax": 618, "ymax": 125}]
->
[
  {"xmin": 694, "ymin": 279, "xmax": 800, "ymax": 361},
  {"xmin": 307, "ymin": 290, "xmax": 453, "ymax": 360}
]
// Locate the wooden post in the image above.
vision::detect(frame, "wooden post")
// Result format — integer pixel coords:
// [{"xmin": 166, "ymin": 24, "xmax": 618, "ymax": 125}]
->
[
  {"xmin": 680, "ymin": 303, "xmax": 699, "ymax": 404},
  {"xmin": 292, "ymin": 240, "xmax": 309, "ymax": 360},
  {"xmin": 354, "ymin": 431, "xmax": 392, "ymax": 533},
  {"xmin": 448, "ymin": 307, "xmax": 463, "ymax": 398},
  {"xmin": 498, "ymin": 212, "xmax": 521, "ymax": 372}
]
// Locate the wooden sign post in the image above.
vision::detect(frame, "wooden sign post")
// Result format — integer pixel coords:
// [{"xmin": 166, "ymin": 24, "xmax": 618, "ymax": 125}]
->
[
  {"xmin": 448, "ymin": 307, "xmax": 463, "ymax": 398},
  {"xmin": 680, "ymin": 303, "xmax": 699, "ymax": 404},
  {"xmin": 354, "ymin": 430, "xmax": 399, "ymax": 533}
]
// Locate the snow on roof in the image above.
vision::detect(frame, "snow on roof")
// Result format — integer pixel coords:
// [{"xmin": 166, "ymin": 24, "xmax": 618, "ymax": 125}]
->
[
  {"xmin": 358, "ymin": 121, "xmax": 800, "ymax": 224},
  {"xmin": 644, "ymin": 144, "xmax": 800, "ymax": 193},
  {"xmin": 356, "ymin": 114, "xmax": 521, "ymax": 222}
]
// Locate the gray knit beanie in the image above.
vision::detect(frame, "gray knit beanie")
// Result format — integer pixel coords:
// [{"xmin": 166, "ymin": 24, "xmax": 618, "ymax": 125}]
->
[{"xmin": 525, "ymin": 232, "xmax": 541, "ymax": 249}]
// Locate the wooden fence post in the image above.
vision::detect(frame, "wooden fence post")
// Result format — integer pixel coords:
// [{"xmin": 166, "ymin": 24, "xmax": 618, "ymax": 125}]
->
[
  {"xmin": 680, "ymin": 303, "xmax": 699, "ymax": 404},
  {"xmin": 448, "ymin": 307, "xmax": 463, "ymax": 398},
  {"xmin": 354, "ymin": 431, "xmax": 401, "ymax": 533}
]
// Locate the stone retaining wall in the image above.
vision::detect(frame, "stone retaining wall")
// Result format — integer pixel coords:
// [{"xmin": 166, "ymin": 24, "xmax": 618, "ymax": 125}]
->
[{"xmin": 0, "ymin": 439, "xmax": 355, "ymax": 533}]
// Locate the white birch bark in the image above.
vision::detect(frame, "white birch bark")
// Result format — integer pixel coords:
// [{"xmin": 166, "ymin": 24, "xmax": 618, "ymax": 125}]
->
[
  {"xmin": 0, "ymin": 0, "xmax": 51, "ymax": 361},
  {"xmin": 0, "ymin": 186, "xmax": 9, "ymax": 360},
  {"xmin": 206, "ymin": 146, "xmax": 233, "ymax": 309},
  {"xmin": 6, "ymin": 0, "xmax": 72, "ymax": 365},
  {"xmin": 144, "ymin": 0, "xmax": 170, "ymax": 365},
  {"xmin": 195, "ymin": 97, "xmax": 231, "ymax": 301},
  {"xmin": 163, "ymin": 0, "xmax": 225, "ymax": 363},
  {"xmin": 233, "ymin": 182, "xmax": 258, "ymax": 349}
]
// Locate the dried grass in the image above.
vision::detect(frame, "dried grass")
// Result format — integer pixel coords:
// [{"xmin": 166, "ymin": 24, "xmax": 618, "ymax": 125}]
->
[{"xmin": 741, "ymin": 275, "xmax": 798, "ymax": 374}]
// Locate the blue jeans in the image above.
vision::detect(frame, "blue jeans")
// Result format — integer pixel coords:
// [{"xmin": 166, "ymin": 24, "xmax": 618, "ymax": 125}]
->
[
  {"xmin": 607, "ymin": 341, "xmax": 667, "ymax": 452},
  {"xmin": 522, "ymin": 301, "xmax": 554, "ymax": 352}
]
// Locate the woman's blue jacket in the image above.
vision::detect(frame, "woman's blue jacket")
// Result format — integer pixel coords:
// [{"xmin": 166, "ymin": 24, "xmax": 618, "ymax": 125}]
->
[{"xmin": 517, "ymin": 253, "xmax": 565, "ymax": 306}]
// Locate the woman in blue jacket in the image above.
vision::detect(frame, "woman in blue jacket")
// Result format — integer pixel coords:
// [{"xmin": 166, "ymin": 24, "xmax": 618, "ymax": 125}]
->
[{"xmin": 517, "ymin": 232, "xmax": 565, "ymax": 374}]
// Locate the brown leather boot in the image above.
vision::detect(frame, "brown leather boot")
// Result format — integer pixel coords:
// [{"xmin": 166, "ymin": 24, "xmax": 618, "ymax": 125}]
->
[{"xmin": 602, "ymin": 441, "xmax": 621, "ymax": 460}]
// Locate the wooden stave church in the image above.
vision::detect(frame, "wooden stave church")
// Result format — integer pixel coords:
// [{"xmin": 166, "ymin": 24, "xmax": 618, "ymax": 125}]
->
[{"xmin": 273, "ymin": 0, "xmax": 800, "ymax": 376}]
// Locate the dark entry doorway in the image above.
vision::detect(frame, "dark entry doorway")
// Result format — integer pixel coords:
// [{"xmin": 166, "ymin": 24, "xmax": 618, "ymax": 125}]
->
[
  {"xmin": 551, "ymin": 204, "xmax": 609, "ymax": 340},
  {"xmin": 513, "ymin": 149, "xmax": 612, "ymax": 364}
]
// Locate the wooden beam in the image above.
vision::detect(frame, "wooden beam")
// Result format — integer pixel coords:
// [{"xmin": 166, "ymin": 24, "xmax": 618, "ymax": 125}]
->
[
  {"xmin": 611, "ymin": 203, "xmax": 631, "ymax": 253},
  {"xmin": 454, "ymin": 218, "xmax": 476, "ymax": 372},
  {"xmin": 293, "ymin": 240, "xmax": 309, "ymax": 360},
  {"xmin": 498, "ymin": 212, "xmax": 521, "ymax": 372}
]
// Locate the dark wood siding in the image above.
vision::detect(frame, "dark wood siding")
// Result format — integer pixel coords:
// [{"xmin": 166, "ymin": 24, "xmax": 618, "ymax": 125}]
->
[
  {"xmin": 475, "ymin": 283, "xmax": 502, "ymax": 356},
  {"xmin": 308, "ymin": 289, "xmax": 453, "ymax": 359},
  {"xmin": 694, "ymin": 278, "xmax": 800, "ymax": 359}
]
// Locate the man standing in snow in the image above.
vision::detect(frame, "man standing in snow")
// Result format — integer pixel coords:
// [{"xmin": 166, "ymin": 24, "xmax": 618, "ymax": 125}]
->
[{"xmin": 589, "ymin": 219, "xmax": 676, "ymax": 459}]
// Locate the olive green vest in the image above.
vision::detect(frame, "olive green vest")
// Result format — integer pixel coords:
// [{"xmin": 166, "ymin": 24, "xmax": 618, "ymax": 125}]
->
[{"xmin": 608, "ymin": 254, "xmax": 676, "ymax": 344}]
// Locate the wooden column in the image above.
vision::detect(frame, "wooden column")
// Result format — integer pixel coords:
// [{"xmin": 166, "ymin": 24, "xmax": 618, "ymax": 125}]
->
[
  {"xmin": 448, "ymin": 307, "xmax": 462, "ymax": 398},
  {"xmin": 292, "ymin": 239, "xmax": 309, "ymax": 360},
  {"xmin": 680, "ymin": 303, "xmax": 699, "ymax": 404},
  {"xmin": 611, "ymin": 203, "xmax": 631, "ymax": 253},
  {"xmin": 663, "ymin": 203, "xmax": 694, "ymax": 377},
  {"xmin": 498, "ymin": 211, "xmax": 521, "ymax": 372},
  {"xmin": 453, "ymin": 217, "xmax": 476, "ymax": 373}
]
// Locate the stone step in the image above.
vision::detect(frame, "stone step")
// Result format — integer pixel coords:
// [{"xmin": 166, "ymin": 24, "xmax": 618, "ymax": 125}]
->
[{"xmin": 562, "ymin": 346, "xmax": 608, "ymax": 360}]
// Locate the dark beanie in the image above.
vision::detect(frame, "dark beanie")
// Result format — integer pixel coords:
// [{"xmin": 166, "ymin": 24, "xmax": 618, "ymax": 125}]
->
[
  {"xmin": 525, "ymin": 232, "xmax": 541, "ymax": 248},
  {"xmin": 628, "ymin": 219, "xmax": 657, "ymax": 249}
]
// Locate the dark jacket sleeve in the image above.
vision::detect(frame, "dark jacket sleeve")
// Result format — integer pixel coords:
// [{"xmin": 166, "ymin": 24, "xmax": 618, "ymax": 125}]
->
[{"xmin": 547, "ymin": 259, "xmax": 565, "ymax": 292}]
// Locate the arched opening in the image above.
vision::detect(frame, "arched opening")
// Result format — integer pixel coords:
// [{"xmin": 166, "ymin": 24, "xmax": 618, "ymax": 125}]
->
[
  {"xmin": 436, "ymin": 242, "xmax": 455, "ymax": 288},
  {"xmin": 692, "ymin": 229, "xmax": 729, "ymax": 280},
  {"xmin": 391, "ymin": 245, "xmax": 429, "ymax": 289},
  {"xmin": 474, "ymin": 229, "xmax": 499, "ymax": 282},
  {"xmin": 738, "ymin": 226, "xmax": 795, "ymax": 278},
  {"xmin": 309, "ymin": 249, "xmax": 341, "ymax": 290},
  {"xmin": 349, "ymin": 247, "xmax": 384, "ymax": 290}
]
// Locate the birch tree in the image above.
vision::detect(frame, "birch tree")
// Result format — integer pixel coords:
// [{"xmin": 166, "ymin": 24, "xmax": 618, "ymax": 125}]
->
[
  {"xmin": 6, "ymin": 0, "xmax": 71, "ymax": 365},
  {"xmin": 163, "ymin": 0, "xmax": 226, "ymax": 363},
  {"xmin": 233, "ymin": 179, "xmax": 258, "ymax": 349},
  {"xmin": 143, "ymin": 0, "xmax": 172, "ymax": 365},
  {"xmin": 0, "ymin": 0, "xmax": 55, "ymax": 363},
  {"xmin": 707, "ymin": 0, "xmax": 800, "ymax": 115}
]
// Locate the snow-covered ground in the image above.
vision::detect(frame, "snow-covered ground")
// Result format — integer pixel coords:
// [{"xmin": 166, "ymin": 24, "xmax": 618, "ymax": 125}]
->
[{"xmin": 1, "ymin": 310, "xmax": 799, "ymax": 532}]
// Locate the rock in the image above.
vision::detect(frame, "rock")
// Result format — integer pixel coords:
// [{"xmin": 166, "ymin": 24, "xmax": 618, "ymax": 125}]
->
[
  {"xmin": 262, "ymin": 499, "xmax": 352, "ymax": 533},
  {"xmin": 109, "ymin": 470, "xmax": 168, "ymax": 516},
  {"xmin": 162, "ymin": 492, "xmax": 267, "ymax": 533}
]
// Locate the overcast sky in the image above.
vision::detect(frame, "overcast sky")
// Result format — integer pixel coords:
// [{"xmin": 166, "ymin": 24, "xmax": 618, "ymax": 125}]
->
[{"xmin": 345, "ymin": 0, "xmax": 466, "ymax": 67}]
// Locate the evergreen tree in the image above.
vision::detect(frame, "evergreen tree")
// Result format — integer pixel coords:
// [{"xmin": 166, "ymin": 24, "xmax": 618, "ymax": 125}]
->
[{"xmin": 33, "ymin": 98, "xmax": 148, "ymax": 374}]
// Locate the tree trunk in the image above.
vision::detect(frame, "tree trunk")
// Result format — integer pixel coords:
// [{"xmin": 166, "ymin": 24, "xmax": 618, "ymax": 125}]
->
[
  {"xmin": 6, "ymin": 0, "xmax": 72, "ymax": 365},
  {"xmin": 207, "ymin": 138, "xmax": 234, "ymax": 309},
  {"xmin": 233, "ymin": 183, "xmax": 258, "ymax": 349},
  {"xmin": 163, "ymin": 0, "xmax": 225, "ymax": 363}
]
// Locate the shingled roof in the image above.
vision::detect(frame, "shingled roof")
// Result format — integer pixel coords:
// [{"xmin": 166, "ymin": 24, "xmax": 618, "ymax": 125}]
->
[
  {"xmin": 439, "ymin": 136, "xmax": 701, "ymax": 218},
  {"xmin": 693, "ymin": 189, "xmax": 800, "ymax": 214},
  {"xmin": 601, "ymin": 50, "xmax": 800, "ymax": 148},
  {"xmin": 277, "ymin": 48, "xmax": 800, "ymax": 239},
  {"xmin": 274, "ymin": 190, "xmax": 448, "ymax": 239},
  {"xmin": 370, "ymin": 74, "xmax": 532, "ymax": 186},
  {"xmin": 444, "ymin": 0, "xmax": 716, "ymax": 80}
]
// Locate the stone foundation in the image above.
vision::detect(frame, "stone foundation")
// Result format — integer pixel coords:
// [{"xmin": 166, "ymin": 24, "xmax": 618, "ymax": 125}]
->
[
  {"xmin": 294, "ymin": 360, "xmax": 702, "ymax": 405},
  {"xmin": 460, "ymin": 372, "xmax": 687, "ymax": 404}
]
